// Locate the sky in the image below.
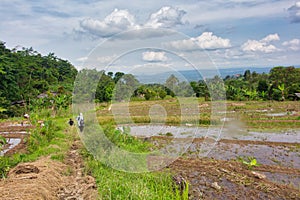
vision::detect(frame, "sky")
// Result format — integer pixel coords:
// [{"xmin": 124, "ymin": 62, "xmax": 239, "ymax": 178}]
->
[{"xmin": 1, "ymin": 0, "xmax": 300, "ymax": 73}]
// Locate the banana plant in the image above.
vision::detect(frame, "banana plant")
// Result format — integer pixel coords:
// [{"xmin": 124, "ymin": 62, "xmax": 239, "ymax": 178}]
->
[{"xmin": 278, "ymin": 83, "xmax": 285, "ymax": 101}]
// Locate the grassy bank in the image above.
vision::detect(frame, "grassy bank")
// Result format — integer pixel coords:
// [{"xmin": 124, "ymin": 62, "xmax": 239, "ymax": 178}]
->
[
  {"xmin": 0, "ymin": 109, "xmax": 73, "ymax": 178},
  {"xmin": 83, "ymin": 151, "xmax": 184, "ymax": 200},
  {"xmin": 80, "ymin": 123, "xmax": 186, "ymax": 199}
]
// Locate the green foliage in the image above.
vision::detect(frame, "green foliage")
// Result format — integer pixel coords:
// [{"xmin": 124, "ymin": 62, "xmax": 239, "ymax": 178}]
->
[
  {"xmin": 166, "ymin": 132, "xmax": 173, "ymax": 137},
  {"xmin": 158, "ymin": 89, "xmax": 167, "ymax": 99},
  {"xmin": 81, "ymin": 125, "xmax": 183, "ymax": 200},
  {"xmin": 165, "ymin": 74, "xmax": 179, "ymax": 92},
  {"xmin": 174, "ymin": 180, "xmax": 189, "ymax": 200},
  {"xmin": 224, "ymin": 66, "xmax": 300, "ymax": 101},
  {"xmin": 190, "ymin": 80, "xmax": 210, "ymax": 100},
  {"xmin": 0, "ymin": 42, "xmax": 77, "ymax": 117},
  {"xmin": 95, "ymin": 72, "xmax": 115, "ymax": 102},
  {"xmin": 69, "ymin": 65, "xmax": 300, "ymax": 108},
  {"xmin": 0, "ymin": 135, "xmax": 6, "ymax": 151},
  {"xmin": 237, "ymin": 156, "xmax": 260, "ymax": 170},
  {"xmin": 0, "ymin": 112, "xmax": 70, "ymax": 178},
  {"xmin": 113, "ymin": 74, "xmax": 140, "ymax": 101},
  {"xmin": 0, "ymin": 107, "xmax": 7, "ymax": 113},
  {"xmin": 83, "ymin": 154, "xmax": 183, "ymax": 199}
]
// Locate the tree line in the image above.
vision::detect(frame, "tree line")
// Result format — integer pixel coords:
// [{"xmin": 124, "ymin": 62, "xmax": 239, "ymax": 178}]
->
[
  {"xmin": 83, "ymin": 66, "xmax": 300, "ymax": 103},
  {"xmin": 1, "ymin": 42, "xmax": 299, "ymax": 117},
  {"xmin": 222, "ymin": 67, "xmax": 300, "ymax": 101}
]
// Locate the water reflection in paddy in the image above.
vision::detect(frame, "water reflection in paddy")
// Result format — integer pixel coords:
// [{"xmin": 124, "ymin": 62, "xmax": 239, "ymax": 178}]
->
[{"xmin": 125, "ymin": 125, "xmax": 300, "ymax": 143}]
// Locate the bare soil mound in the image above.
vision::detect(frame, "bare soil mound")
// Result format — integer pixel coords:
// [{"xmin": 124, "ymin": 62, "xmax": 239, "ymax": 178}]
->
[{"xmin": 0, "ymin": 141, "xmax": 98, "ymax": 200}]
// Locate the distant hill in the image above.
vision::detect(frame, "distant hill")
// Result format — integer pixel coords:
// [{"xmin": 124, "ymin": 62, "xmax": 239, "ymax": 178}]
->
[{"xmin": 135, "ymin": 67, "xmax": 277, "ymax": 83}]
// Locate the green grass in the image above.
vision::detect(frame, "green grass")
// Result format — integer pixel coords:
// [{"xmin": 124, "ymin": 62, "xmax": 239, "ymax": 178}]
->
[
  {"xmin": 82, "ymin": 149, "xmax": 184, "ymax": 200},
  {"xmin": 0, "ymin": 109, "xmax": 73, "ymax": 178},
  {"xmin": 79, "ymin": 123, "xmax": 187, "ymax": 199}
]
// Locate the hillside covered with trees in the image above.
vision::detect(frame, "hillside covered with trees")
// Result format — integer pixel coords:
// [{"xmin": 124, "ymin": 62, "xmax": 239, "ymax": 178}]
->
[{"xmin": 0, "ymin": 42, "xmax": 77, "ymax": 117}]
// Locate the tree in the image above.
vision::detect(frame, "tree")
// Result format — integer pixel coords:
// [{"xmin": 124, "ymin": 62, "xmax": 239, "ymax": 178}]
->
[
  {"xmin": 113, "ymin": 74, "xmax": 140, "ymax": 101},
  {"xmin": 158, "ymin": 89, "xmax": 167, "ymax": 99},
  {"xmin": 207, "ymin": 76, "xmax": 226, "ymax": 101},
  {"xmin": 175, "ymin": 81, "xmax": 194, "ymax": 97},
  {"xmin": 96, "ymin": 72, "xmax": 115, "ymax": 102},
  {"xmin": 257, "ymin": 80, "xmax": 269, "ymax": 93},
  {"xmin": 243, "ymin": 69, "xmax": 251, "ymax": 81},
  {"xmin": 190, "ymin": 80, "xmax": 210, "ymax": 100},
  {"xmin": 165, "ymin": 74, "xmax": 179, "ymax": 93},
  {"xmin": 144, "ymin": 89, "xmax": 156, "ymax": 100},
  {"xmin": 113, "ymin": 72, "xmax": 125, "ymax": 83}
]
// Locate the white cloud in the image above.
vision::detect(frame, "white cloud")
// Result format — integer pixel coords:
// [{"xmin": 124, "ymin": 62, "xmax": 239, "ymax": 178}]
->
[
  {"xmin": 76, "ymin": 56, "xmax": 88, "ymax": 62},
  {"xmin": 166, "ymin": 32, "xmax": 231, "ymax": 50},
  {"xmin": 142, "ymin": 51, "xmax": 168, "ymax": 62},
  {"xmin": 78, "ymin": 6, "xmax": 187, "ymax": 39},
  {"xmin": 79, "ymin": 8, "xmax": 139, "ymax": 37},
  {"xmin": 282, "ymin": 39, "xmax": 300, "ymax": 51},
  {"xmin": 288, "ymin": 1, "xmax": 300, "ymax": 23},
  {"xmin": 145, "ymin": 6, "xmax": 186, "ymax": 28},
  {"xmin": 260, "ymin": 33, "xmax": 280, "ymax": 43},
  {"xmin": 241, "ymin": 34, "xmax": 280, "ymax": 53}
]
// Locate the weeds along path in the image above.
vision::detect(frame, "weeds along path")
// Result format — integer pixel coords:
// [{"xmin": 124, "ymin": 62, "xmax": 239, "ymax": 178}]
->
[{"xmin": 0, "ymin": 125, "xmax": 98, "ymax": 200}]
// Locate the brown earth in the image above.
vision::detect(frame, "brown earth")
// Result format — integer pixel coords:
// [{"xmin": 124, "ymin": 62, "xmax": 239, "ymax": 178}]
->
[
  {"xmin": 169, "ymin": 157, "xmax": 300, "ymax": 200},
  {"xmin": 0, "ymin": 138, "xmax": 98, "ymax": 200},
  {"xmin": 147, "ymin": 136, "xmax": 300, "ymax": 199}
]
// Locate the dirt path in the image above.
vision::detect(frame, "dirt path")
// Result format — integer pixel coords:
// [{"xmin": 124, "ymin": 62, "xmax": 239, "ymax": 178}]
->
[{"xmin": 0, "ymin": 138, "xmax": 98, "ymax": 200}]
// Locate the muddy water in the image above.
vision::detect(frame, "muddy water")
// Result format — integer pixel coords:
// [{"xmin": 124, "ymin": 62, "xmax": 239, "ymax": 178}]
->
[
  {"xmin": 126, "ymin": 125, "xmax": 300, "ymax": 143},
  {"xmin": 0, "ymin": 138, "xmax": 21, "ymax": 156},
  {"xmin": 0, "ymin": 125, "xmax": 29, "ymax": 156},
  {"xmin": 197, "ymin": 142, "xmax": 300, "ymax": 168},
  {"xmin": 123, "ymin": 125, "xmax": 300, "ymax": 167},
  {"xmin": 262, "ymin": 172, "xmax": 300, "ymax": 189},
  {"xmin": 126, "ymin": 125, "xmax": 300, "ymax": 190}
]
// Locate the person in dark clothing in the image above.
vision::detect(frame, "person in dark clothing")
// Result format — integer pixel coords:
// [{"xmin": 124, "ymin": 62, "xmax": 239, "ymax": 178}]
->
[{"xmin": 68, "ymin": 118, "xmax": 74, "ymax": 126}]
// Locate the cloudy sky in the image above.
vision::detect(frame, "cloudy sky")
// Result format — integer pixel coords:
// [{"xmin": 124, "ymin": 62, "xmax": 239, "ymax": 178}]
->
[{"xmin": 1, "ymin": 0, "xmax": 300, "ymax": 73}]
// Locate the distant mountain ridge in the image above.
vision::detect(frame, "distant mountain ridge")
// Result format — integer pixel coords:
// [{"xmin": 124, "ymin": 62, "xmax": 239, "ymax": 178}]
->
[{"xmin": 135, "ymin": 66, "xmax": 300, "ymax": 83}]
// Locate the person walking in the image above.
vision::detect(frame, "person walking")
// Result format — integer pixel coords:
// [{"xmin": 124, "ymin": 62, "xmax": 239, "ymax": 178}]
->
[
  {"xmin": 68, "ymin": 118, "xmax": 74, "ymax": 126},
  {"xmin": 76, "ymin": 113, "xmax": 84, "ymax": 132}
]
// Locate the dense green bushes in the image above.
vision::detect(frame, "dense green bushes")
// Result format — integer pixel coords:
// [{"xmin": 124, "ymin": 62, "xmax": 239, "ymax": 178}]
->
[{"xmin": 0, "ymin": 42, "xmax": 77, "ymax": 117}]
